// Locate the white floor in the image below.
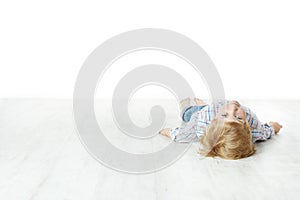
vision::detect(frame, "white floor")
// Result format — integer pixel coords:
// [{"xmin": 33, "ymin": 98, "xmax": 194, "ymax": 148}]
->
[{"xmin": 0, "ymin": 98, "xmax": 300, "ymax": 200}]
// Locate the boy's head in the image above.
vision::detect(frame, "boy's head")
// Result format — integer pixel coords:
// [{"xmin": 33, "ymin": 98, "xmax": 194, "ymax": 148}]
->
[
  {"xmin": 217, "ymin": 100, "xmax": 246, "ymax": 120},
  {"xmin": 198, "ymin": 101, "xmax": 256, "ymax": 160}
]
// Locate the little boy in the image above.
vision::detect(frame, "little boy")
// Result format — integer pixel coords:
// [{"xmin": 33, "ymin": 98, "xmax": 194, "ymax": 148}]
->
[{"xmin": 159, "ymin": 98, "xmax": 282, "ymax": 160}]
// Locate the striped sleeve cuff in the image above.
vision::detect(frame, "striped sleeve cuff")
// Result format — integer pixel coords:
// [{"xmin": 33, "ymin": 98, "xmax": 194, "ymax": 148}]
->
[
  {"xmin": 170, "ymin": 127, "xmax": 179, "ymax": 141},
  {"xmin": 264, "ymin": 123, "xmax": 275, "ymax": 139}
]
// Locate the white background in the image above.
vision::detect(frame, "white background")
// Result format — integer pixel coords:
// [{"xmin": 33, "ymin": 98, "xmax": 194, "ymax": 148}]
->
[{"xmin": 1, "ymin": 0, "xmax": 299, "ymax": 99}]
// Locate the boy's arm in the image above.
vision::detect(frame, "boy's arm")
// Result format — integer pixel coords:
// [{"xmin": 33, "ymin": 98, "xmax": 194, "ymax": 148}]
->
[
  {"xmin": 169, "ymin": 127, "xmax": 197, "ymax": 143},
  {"xmin": 169, "ymin": 126, "xmax": 204, "ymax": 143},
  {"xmin": 161, "ymin": 115, "xmax": 207, "ymax": 143},
  {"xmin": 246, "ymin": 107, "xmax": 282, "ymax": 142},
  {"xmin": 251, "ymin": 123, "xmax": 275, "ymax": 142}
]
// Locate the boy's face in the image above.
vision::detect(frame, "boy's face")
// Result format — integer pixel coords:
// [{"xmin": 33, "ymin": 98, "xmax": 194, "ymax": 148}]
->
[{"xmin": 217, "ymin": 100, "xmax": 246, "ymax": 122}]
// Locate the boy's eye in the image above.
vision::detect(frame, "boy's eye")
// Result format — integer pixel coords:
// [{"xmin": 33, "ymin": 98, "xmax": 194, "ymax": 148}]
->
[
  {"xmin": 221, "ymin": 113, "xmax": 227, "ymax": 117},
  {"xmin": 236, "ymin": 115, "xmax": 242, "ymax": 120}
]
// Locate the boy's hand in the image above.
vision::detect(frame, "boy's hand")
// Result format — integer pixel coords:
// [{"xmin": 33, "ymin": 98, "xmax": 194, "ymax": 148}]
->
[
  {"xmin": 269, "ymin": 121, "xmax": 283, "ymax": 134},
  {"xmin": 159, "ymin": 128, "xmax": 171, "ymax": 138}
]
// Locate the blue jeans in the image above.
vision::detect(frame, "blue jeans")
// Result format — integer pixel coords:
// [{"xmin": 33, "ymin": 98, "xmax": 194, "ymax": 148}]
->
[{"xmin": 181, "ymin": 105, "xmax": 207, "ymax": 123}]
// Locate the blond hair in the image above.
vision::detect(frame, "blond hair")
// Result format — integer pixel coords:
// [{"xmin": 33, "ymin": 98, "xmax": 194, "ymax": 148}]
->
[{"xmin": 198, "ymin": 117, "xmax": 256, "ymax": 160}]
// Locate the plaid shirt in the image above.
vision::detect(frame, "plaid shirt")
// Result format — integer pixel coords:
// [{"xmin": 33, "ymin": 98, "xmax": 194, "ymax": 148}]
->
[{"xmin": 170, "ymin": 99, "xmax": 275, "ymax": 143}]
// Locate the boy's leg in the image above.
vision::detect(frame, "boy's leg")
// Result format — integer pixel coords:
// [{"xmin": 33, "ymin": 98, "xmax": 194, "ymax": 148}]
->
[
  {"xmin": 194, "ymin": 98, "xmax": 208, "ymax": 106},
  {"xmin": 182, "ymin": 106, "xmax": 204, "ymax": 122},
  {"xmin": 179, "ymin": 98, "xmax": 192, "ymax": 121},
  {"xmin": 180, "ymin": 97, "xmax": 191, "ymax": 111},
  {"xmin": 181, "ymin": 98, "xmax": 208, "ymax": 123}
]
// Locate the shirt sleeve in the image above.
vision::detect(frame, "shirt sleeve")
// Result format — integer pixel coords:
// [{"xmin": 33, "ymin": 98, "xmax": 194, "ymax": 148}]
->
[
  {"xmin": 169, "ymin": 112, "xmax": 207, "ymax": 143},
  {"xmin": 245, "ymin": 107, "xmax": 275, "ymax": 142}
]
